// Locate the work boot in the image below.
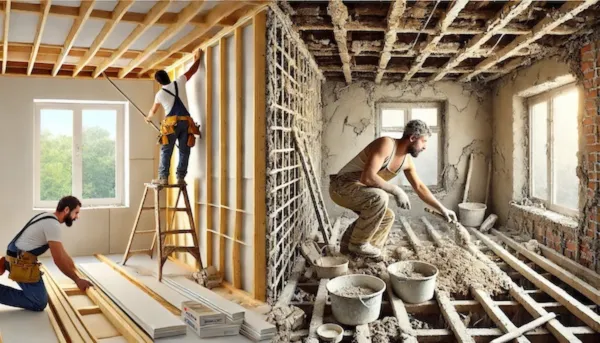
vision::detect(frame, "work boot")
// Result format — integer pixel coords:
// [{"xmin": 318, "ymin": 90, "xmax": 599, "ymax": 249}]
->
[
  {"xmin": 348, "ymin": 242, "xmax": 381, "ymax": 258},
  {"xmin": 177, "ymin": 177, "xmax": 186, "ymax": 185},
  {"xmin": 339, "ymin": 222, "xmax": 355, "ymax": 253},
  {"xmin": 152, "ymin": 178, "xmax": 168, "ymax": 186}
]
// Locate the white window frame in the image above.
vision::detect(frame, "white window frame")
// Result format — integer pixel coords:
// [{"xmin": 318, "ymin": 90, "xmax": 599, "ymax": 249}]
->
[
  {"xmin": 33, "ymin": 100, "xmax": 127, "ymax": 209},
  {"xmin": 527, "ymin": 83, "xmax": 579, "ymax": 217},
  {"xmin": 376, "ymin": 101, "xmax": 444, "ymax": 189}
]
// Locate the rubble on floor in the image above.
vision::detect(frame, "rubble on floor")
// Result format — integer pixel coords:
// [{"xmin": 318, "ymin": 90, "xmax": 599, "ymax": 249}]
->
[{"xmin": 265, "ymin": 305, "xmax": 306, "ymax": 343}]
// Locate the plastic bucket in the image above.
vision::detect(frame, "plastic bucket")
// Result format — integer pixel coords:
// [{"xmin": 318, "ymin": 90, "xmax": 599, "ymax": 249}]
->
[
  {"xmin": 315, "ymin": 256, "xmax": 349, "ymax": 279},
  {"xmin": 458, "ymin": 202, "xmax": 487, "ymax": 227},
  {"xmin": 326, "ymin": 274, "xmax": 386, "ymax": 325},
  {"xmin": 387, "ymin": 260, "xmax": 438, "ymax": 304}
]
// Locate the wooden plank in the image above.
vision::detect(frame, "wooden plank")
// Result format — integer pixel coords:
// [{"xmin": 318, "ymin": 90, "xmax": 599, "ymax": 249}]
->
[
  {"xmin": 275, "ymin": 257, "xmax": 305, "ymax": 307},
  {"xmin": 436, "ymin": 291, "xmax": 475, "ymax": 343},
  {"xmin": 206, "ymin": 45, "xmax": 214, "ymax": 268},
  {"xmin": 354, "ymin": 324, "xmax": 372, "ymax": 343},
  {"xmin": 92, "ymin": 0, "xmax": 170, "ymax": 78},
  {"xmin": 385, "ymin": 277, "xmax": 417, "ymax": 336},
  {"xmin": 471, "ymin": 229, "xmax": 600, "ymax": 332},
  {"xmin": 118, "ymin": 1, "xmax": 206, "ymax": 78},
  {"xmin": 1, "ymin": 0, "xmax": 11, "ymax": 74},
  {"xmin": 51, "ymin": 0, "xmax": 94, "ymax": 76},
  {"xmin": 374, "ymin": 0, "xmax": 407, "ymax": 84},
  {"xmin": 463, "ymin": 153, "xmax": 474, "ymax": 203},
  {"xmin": 77, "ymin": 306, "xmax": 102, "ymax": 316},
  {"xmin": 253, "ymin": 10, "xmax": 267, "ymax": 302},
  {"xmin": 306, "ymin": 279, "xmax": 328, "ymax": 343},
  {"xmin": 28, "ymin": 0, "xmax": 51, "ymax": 75},
  {"xmin": 45, "ymin": 305, "xmax": 68, "ymax": 343},
  {"xmin": 233, "ymin": 26, "xmax": 244, "ymax": 290},
  {"xmin": 493, "ymin": 229, "xmax": 600, "ymax": 305},
  {"xmin": 490, "ymin": 313, "xmax": 556, "ymax": 343},
  {"xmin": 537, "ymin": 243, "xmax": 600, "ymax": 289},
  {"xmin": 471, "ymin": 287, "xmax": 529, "ymax": 343},
  {"xmin": 219, "ymin": 36, "xmax": 228, "ymax": 276},
  {"xmin": 400, "ymin": 216, "xmax": 422, "ymax": 249},
  {"xmin": 421, "ymin": 217, "xmax": 444, "ymax": 246},
  {"xmin": 327, "ymin": 0, "xmax": 351, "ymax": 83}
]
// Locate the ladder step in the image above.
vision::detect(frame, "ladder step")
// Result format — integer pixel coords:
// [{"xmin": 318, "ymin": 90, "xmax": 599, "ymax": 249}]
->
[
  {"xmin": 160, "ymin": 230, "xmax": 195, "ymax": 235},
  {"xmin": 163, "ymin": 246, "xmax": 198, "ymax": 254},
  {"xmin": 145, "ymin": 183, "xmax": 188, "ymax": 189},
  {"xmin": 128, "ymin": 249, "xmax": 151, "ymax": 255},
  {"xmin": 141, "ymin": 207, "xmax": 189, "ymax": 211},
  {"xmin": 134, "ymin": 230, "xmax": 155, "ymax": 235}
]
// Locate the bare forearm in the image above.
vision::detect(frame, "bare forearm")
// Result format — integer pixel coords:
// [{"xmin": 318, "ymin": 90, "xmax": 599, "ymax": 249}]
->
[
  {"xmin": 415, "ymin": 184, "xmax": 444, "ymax": 211},
  {"xmin": 55, "ymin": 254, "xmax": 80, "ymax": 283}
]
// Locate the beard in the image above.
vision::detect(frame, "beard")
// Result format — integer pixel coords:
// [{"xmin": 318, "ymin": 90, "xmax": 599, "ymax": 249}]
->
[
  {"xmin": 408, "ymin": 143, "xmax": 421, "ymax": 157},
  {"xmin": 65, "ymin": 216, "xmax": 74, "ymax": 227}
]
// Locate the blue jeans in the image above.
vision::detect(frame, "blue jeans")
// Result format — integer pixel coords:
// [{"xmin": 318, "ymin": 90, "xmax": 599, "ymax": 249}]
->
[
  {"xmin": 159, "ymin": 119, "xmax": 190, "ymax": 179},
  {"xmin": 0, "ymin": 260, "xmax": 48, "ymax": 311}
]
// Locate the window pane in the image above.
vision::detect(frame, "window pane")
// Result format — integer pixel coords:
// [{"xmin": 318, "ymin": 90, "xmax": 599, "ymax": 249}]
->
[
  {"xmin": 402, "ymin": 132, "xmax": 438, "ymax": 186},
  {"xmin": 40, "ymin": 109, "xmax": 73, "ymax": 201},
  {"xmin": 382, "ymin": 131, "xmax": 404, "ymax": 139},
  {"xmin": 82, "ymin": 109, "xmax": 117, "ymax": 199},
  {"xmin": 382, "ymin": 109, "xmax": 404, "ymax": 128},
  {"xmin": 552, "ymin": 89, "xmax": 579, "ymax": 209},
  {"xmin": 531, "ymin": 101, "xmax": 548, "ymax": 200},
  {"xmin": 411, "ymin": 108, "xmax": 438, "ymax": 126}
]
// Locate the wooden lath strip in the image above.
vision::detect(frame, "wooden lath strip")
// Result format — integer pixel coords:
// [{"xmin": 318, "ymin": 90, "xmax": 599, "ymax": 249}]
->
[
  {"xmin": 460, "ymin": 0, "xmax": 600, "ymax": 82},
  {"xmin": 138, "ymin": 2, "xmax": 245, "ymax": 75},
  {"xmin": 327, "ymin": 0, "xmax": 351, "ymax": 83},
  {"xmin": 321, "ymin": 65, "xmax": 508, "ymax": 74},
  {"xmin": 2, "ymin": 0, "xmax": 11, "ymax": 74},
  {"xmin": 92, "ymin": 0, "xmax": 171, "ymax": 78},
  {"xmin": 52, "ymin": 0, "xmax": 94, "ymax": 76},
  {"xmin": 206, "ymin": 45, "xmax": 214, "ymax": 268},
  {"xmin": 74, "ymin": 0, "xmax": 134, "ymax": 77},
  {"xmin": 28, "ymin": 0, "xmax": 51, "ymax": 76},
  {"xmin": 118, "ymin": 1, "xmax": 206, "ymax": 78},
  {"xmin": 431, "ymin": 0, "xmax": 534, "ymax": 82},
  {"xmin": 233, "ymin": 26, "xmax": 243, "ymax": 290},
  {"xmin": 471, "ymin": 287, "xmax": 529, "ymax": 343},
  {"xmin": 219, "ymin": 36, "xmax": 228, "ymax": 276},
  {"xmin": 404, "ymin": 0, "xmax": 468, "ymax": 81},
  {"xmin": 374, "ymin": 0, "xmax": 407, "ymax": 84}
]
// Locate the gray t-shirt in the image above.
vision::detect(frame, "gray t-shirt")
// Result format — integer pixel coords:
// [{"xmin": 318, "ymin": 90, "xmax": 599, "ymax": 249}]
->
[{"xmin": 14, "ymin": 214, "xmax": 62, "ymax": 251}]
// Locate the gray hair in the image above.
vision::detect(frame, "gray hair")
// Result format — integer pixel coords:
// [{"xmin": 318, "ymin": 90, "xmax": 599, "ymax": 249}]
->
[{"xmin": 403, "ymin": 119, "xmax": 432, "ymax": 138}]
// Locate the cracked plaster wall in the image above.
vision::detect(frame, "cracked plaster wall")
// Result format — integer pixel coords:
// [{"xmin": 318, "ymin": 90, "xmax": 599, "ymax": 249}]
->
[{"xmin": 321, "ymin": 80, "xmax": 493, "ymax": 219}]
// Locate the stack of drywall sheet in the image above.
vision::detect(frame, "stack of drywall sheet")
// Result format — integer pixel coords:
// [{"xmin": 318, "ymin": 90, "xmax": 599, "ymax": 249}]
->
[
  {"xmin": 79, "ymin": 262, "xmax": 187, "ymax": 339},
  {"xmin": 164, "ymin": 276, "xmax": 276, "ymax": 341}
]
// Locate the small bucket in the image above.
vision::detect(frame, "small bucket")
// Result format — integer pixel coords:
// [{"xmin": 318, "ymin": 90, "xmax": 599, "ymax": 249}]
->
[
  {"xmin": 315, "ymin": 256, "xmax": 349, "ymax": 279},
  {"xmin": 458, "ymin": 202, "xmax": 487, "ymax": 227},
  {"xmin": 326, "ymin": 274, "xmax": 386, "ymax": 325},
  {"xmin": 316, "ymin": 323, "xmax": 343, "ymax": 343},
  {"xmin": 387, "ymin": 261, "xmax": 438, "ymax": 304}
]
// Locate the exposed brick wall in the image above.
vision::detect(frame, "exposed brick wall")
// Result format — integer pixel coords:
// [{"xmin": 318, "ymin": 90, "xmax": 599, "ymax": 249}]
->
[{"xmin": 581, "ymin": 42, "xmax": 600, "ymax": 269}]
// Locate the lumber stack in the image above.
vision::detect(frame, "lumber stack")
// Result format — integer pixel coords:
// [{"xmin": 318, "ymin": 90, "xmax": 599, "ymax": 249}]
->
[
  {"xmin": 78, "ymin": 263, "xmax": 187, "ymax": 339},
  {"xmin": 164, "ymin": 276, "xmax": 277, "ymax": 341}
]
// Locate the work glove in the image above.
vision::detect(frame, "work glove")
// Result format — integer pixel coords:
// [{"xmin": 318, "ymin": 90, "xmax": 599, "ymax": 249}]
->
[
  {"xmin": 391, "ymin": 186, "xmax": 411, "ymax": 210},
  {"xmin": 440, "ymin": 207, "xmax": 458, "ymax": 223}
]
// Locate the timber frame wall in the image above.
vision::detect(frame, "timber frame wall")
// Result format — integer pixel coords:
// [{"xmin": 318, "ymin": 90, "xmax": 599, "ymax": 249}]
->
[{"xmin": 265, "ymin": 6, "xmax": 324, "ymax": 303}]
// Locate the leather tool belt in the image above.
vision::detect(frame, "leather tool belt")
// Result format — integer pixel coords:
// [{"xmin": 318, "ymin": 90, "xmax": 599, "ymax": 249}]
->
[
  {"xmin": 159, "ymin": 116, "xmax": 201, "ymax": 147},
  {"xmin": 6, "ymin": 252, "xmax": 42, "ymax": 283}
]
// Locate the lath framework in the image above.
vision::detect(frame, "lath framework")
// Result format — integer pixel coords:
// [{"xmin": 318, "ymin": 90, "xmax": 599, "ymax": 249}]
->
[
  {"xmin": 0, "ymin": 0, "xmax": 267, "ymax": 79},
  {"xmin": 265, "ymin": 5, "xmax": 324, "ymax": 303},
  {"xmin": 285, "ymin": 0, "xmax": 600, "ymax": 83},
  {"xmin": 276, "ymin": 218, "xmax": 600, "ymax": 342}
]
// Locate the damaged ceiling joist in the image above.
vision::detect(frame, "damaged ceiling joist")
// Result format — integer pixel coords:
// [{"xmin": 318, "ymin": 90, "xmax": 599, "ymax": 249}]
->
[{"xmin": 286, "ymin": 0, "xmax": 600, "ymax": 83}]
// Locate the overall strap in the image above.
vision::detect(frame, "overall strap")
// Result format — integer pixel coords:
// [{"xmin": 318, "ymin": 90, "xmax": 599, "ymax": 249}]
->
[
  {"xmin": 380, "ymin": 138, "xmax": 397, "ymax": 171},
  {"xmin": 7, "ymin": 214, "xmax": 58, "ymax": 255}
]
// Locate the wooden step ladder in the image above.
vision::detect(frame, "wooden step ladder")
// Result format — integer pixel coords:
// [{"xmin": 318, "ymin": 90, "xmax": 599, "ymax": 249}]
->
[{"xmin": 122, "ymin": 182, "xmax": 203, "ymax": 281}]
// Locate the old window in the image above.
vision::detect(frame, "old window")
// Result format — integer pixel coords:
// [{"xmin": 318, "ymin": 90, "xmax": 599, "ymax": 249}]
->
[
  {"xmin": 528, "ymin": 83, "xmax": 579, "ymax": 216},
  {"xmin": 33, "ymin": 100, "xmax": 128, "ymax": 208},
  {"xmin": 377, "ymin": 102, "xmax": 443, "ymax": 188}
]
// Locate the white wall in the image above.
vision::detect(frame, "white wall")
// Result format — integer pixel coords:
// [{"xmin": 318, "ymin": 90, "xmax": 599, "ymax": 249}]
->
[{"xmin": 0, "ymin": 76, "xmax": 157, "ymax": 257}]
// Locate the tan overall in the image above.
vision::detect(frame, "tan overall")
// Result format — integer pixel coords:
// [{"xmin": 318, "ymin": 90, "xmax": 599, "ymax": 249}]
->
[{"xmin": 329, "ymin": 139, "xmax": 409, "ymax": 248}]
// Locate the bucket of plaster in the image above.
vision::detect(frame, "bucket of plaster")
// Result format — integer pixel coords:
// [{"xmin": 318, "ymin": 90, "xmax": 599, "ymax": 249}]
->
[
  {"xmin": 316, "ymin": 323, "xmax": 343, "ymax": 343},
  {"xmin": 326, "ymin": 274, "xmax": 386, "ymax": 325},
  {"xmin": 458, "ymin": 202, "xmax": 487, "ymax": 227},
  {"xmin": 387, "ymin": 260, "xmax": 438, "ymax": 304},
  {"xmin": 315, "ymin": 256, "xmax": 349, "ymax": 279}
]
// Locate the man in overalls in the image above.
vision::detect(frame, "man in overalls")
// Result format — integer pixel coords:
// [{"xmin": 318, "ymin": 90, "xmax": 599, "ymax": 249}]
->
[
  {"xmin": 329, "ymin": 120, "xmax": 457, "ymax": 258},
  {"xmin": 0, "ymin": 196, "xmax": 92, "ymax": 311},
  {"xmin": 146, "ymin": 50, "xmax": 202, "ymax": 185}
]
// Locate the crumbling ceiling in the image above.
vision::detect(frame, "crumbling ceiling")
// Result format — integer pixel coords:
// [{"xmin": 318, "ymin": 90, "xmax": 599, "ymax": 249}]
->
[{"xmin": 282, "ymin": 0, "xmax": 600, "ymax": 84}]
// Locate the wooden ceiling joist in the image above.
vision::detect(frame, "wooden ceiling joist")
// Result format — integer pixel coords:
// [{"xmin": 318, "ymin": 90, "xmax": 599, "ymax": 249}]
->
[
  {"xmin": 404, "ymin": 0, "xmax": 469, "ymax": 81},
  {"xmin": 73, "ymin": 0, "xmax": 135, "ymax": 77},
  {"xmin": 2, "ymin": 1, "xmax": 231, "ymax": 29},
  {"xmin": 431, "ymin": 0, "xmax": 535, "ymax": 82},
  {"xmin": 374, "ymin": 0, "xmax": 407, "ymax": 84},
  {"xmin": 460, "ymin": 0, "xmax": 600, "ymax": 82},
  {"xmin": 28, "ymin": 0, "xmax": 51, "ymax": 76},
  {"xmin": 1, "ymin": 0, "xmax": 10, "ymax": 74},
  {"xmin": 52, "ymin": 0, "xmax": 95, "ymax": 76},
  {"xmin": 92, "ymin": 0, "xmax": 172, "ymax": 78},
  {"xmin": 327, "ymin": 0, "xmax": 352, "ymax": 84},
  {"xmin": 138, "ymin": 1, "xmax": 246, "ymax": 75},
  {"xmin": 118, "ymin": 0, "xmax": 207, "ymax": 78},
  {"xmin": 320, "ymin": 64, "xmax": 506, "ymax": 75}
]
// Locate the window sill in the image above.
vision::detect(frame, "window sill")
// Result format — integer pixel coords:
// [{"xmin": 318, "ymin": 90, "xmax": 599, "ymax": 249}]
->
[
  {"xmin": 33, "ymin": 205, "xmax": 129, "ymax": 211},
  {"xmin": 510, "ymin": 202, "xmax": 579, "ymax": 229}
]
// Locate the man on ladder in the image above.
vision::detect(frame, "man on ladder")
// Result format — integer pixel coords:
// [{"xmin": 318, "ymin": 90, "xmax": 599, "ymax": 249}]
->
[
  {"xmin": 0, "ymin": 196, "xmax": 93, "ymax": 311},
  {"xmin": 146, "ymin": 50, "xmax": 203, "ymax": 185}
]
